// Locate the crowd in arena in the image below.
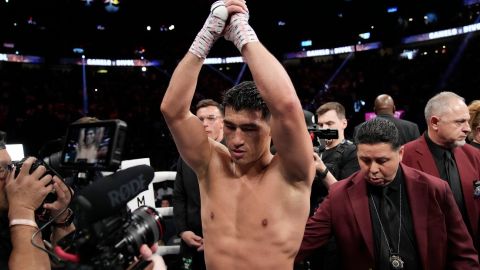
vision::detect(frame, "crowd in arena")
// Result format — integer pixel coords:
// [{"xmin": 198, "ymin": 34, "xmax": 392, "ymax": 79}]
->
[
  {"xmin": 1, "ymin": 33, "xmax": 480, "ymax": 170},
  {"xmin": 1, "ymin": 1, "xmax": 480, "ymax": 269}
]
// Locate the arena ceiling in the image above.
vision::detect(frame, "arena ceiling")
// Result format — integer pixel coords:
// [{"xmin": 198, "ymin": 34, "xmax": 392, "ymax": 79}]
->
[{"xmin": 0, "ymin": 0, "xmax": 467, "ymax": 59}]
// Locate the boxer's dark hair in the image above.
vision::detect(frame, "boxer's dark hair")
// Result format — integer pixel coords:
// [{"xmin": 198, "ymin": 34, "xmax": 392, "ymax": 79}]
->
[{"xmin": 222, "ymin": 81, "xmax": 270, "ymax": 119}]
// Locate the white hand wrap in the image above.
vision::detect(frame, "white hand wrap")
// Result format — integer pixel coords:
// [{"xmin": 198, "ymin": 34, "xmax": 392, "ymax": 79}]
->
[
  {"xmin": 224, "ymin": 12, "xmax": 259, "ymax": 52},
  {"xmin": 189, "ymin": 1, "xmax": 228, "ymax": 59}
]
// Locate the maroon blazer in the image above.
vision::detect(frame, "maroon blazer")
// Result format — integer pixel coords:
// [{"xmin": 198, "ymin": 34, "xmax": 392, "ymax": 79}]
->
[
  {"xmin": 403, "ymin": 134, "xmax": 480, "ymax": 249},
  {"xmin": 297, "ymin": 164, "xmax": 479, "ymax": 270}
]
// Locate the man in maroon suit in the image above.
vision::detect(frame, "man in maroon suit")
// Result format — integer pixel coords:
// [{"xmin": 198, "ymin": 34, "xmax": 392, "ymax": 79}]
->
[
  {"xmin": 297, "ymin": 117, "xmax": 479, "ymax": 269},
  {"xmin": 402, "ymin": 91, "xmax": 480, "ymax": 251}
]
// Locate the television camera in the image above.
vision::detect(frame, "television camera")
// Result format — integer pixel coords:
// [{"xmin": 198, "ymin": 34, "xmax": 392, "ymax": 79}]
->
[
  {"xmin": 303, "ymin": 109, "xmax": 339, "ymax": 154},
  {"xmin": 308, "ymin": 126, "xmax": 339, "ymax": 154},
  {"xmin": 55, "ymin": 165, "xmax": 165, "ymax": 269},
  {"xmin": 29, "ymin": 120, "xmax": 165, "ymax": 269}
]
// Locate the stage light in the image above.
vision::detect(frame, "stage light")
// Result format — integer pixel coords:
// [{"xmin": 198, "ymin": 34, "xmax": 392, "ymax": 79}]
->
[
  {"xmin": 83, "ymin": 0, "xmax": 94, "ymax": 6},
  {"xmin": 105, "ymin": 0, "xmax": 119, "ymax": 13},
  {"xmin": 301, "ymin": 40, "xmax": 312, "ymax": 47},
  {"xmin": 73, "ymin": 48, "xmax": 84, "ymax": 54},
  {"xmin": 3, "ymin": 42, "xmax": 14, "ymax": 49},
  {"xmin": 359, "ymin": 32, "xmax": 371, "ymax": 40},
  {"xmin": 387, "ymin": 7, "xmax": 398, "ymax": 13},
  {"xmin": 424, "ymin": 12, "xmax": 438, "ymax": 24}
]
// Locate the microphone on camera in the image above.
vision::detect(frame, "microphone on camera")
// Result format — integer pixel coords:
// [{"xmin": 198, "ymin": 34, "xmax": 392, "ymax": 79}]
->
[{"xmin": 72, "ymin": 165, "xmax": 154, "ymax": 224}]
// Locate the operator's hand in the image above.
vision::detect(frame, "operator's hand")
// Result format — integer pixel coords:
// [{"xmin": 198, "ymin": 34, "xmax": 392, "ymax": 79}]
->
[
  {"xmin": 313, "ymin": 152, "xmax": 327, "ymax": 172},
  {"xmin": 140, "ymin": 244, "xmax": 166, "ymax": 270},
  {"xmin": 180, "ymin": 230, "xmax": 204, "ymax": 249},
  {"xmin": 43, "ymin": 176, "xmax": 73, "ymax": 221},
  {"xmin": 6, "ymin": 157, "xmax": 53, "ymax": 216}
]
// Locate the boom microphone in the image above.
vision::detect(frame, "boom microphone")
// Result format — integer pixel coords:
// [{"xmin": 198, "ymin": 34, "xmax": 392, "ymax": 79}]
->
[{"xmin": 73, "ymin": 165, "xmax": 154, "ymax": 225}]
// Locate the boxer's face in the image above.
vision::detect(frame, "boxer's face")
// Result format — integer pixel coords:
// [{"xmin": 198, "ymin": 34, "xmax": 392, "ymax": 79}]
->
[
  {"xmin": 223, "ymin": 107, "xmax": 271, "ymax": 166},
  {"xmin": 85, "ymin": 129, "xmax": 96, "ymax": 145}
]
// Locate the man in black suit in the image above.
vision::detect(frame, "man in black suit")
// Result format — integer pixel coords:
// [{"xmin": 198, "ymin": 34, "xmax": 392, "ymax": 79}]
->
[
  {"xmin": 173, "ymin": 99, "xmax": 224, "ymax": 270},
  {"xmin": 354, "ymin": 94, "xmax": 420, "ymax": 145}
]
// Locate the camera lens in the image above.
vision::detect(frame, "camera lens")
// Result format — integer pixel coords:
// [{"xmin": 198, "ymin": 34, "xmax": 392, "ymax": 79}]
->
[{"xmin": 114, "ymin": 206, "xmax": 164, "ymax": 256}]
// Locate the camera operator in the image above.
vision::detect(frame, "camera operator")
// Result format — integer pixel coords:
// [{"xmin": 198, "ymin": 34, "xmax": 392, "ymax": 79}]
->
[
  {"xmin": 304, "ymin": 102, "xmax": 359, "ymax": 270},
  {"xmin": 313, "ymin": 102, "xmax": 359, "ymax": 198},
  {"xmin": 0, "ymin": 137, "xmax": 74, "ymax": 269}
]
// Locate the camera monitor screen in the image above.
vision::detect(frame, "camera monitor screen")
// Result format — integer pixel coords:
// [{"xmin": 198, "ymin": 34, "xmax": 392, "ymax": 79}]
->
[{"xmin": 61, "ymin": 120, "xmax": 126, "ymax": 170}]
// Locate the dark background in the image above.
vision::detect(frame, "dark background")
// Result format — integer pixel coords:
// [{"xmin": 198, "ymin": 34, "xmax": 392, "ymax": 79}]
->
[{"xmin": 1, "ymin": 0, "xmax": 479, "ymax": 171}]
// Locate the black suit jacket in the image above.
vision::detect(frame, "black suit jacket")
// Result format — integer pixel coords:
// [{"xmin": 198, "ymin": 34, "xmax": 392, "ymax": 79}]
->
[
  {"xmin": 354, "ymin": 114, "xmax": 420, "ymax": 145},
  {"xmin": 173, "ymin": 158, "xmax": 202, "ymax": 238}
]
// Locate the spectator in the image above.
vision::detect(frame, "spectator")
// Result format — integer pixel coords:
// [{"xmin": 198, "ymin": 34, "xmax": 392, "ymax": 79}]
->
[{"xmin": 155, "ymin": 182, "xmax": 173, "ymax": 204}]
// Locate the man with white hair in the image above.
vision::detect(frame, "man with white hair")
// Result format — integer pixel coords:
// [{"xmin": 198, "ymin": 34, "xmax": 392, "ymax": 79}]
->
[{"xmin": 402, "ymin": 91, "xmax": 480, "ymax": 252}]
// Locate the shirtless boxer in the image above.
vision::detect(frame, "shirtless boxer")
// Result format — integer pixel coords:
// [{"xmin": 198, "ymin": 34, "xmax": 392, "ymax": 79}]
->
[{"xmin": 160, "ymin": 1, "xmax": 315, "ymax": 269}]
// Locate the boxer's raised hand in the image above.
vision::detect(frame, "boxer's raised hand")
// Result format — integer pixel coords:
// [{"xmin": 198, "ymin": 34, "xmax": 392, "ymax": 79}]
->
[{"xmin": 189, "ymin": 1, "xmax": 228, "ymax": 59}]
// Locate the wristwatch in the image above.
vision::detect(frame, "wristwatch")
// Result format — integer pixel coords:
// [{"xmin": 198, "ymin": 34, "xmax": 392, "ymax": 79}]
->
[
  {"xmin": 52, "ymin": 208, "xmax": 74, "ymax": 228},
  {"xmin": 317, "ymin": 167, "xmax": 329, "ymax": 180}
]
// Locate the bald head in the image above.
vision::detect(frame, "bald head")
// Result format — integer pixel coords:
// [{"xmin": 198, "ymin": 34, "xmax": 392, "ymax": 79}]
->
[{"xmin": 374, "ymin": 94, "xmax": 395, "ymax": 115}]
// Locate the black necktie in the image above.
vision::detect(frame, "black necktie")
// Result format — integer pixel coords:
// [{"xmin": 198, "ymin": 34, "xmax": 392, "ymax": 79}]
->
[
  {"xmin": 376, "ymin": 186, "xmax": 401, "ymax": 269},
  {"xmin": 444, "ymin": 151, "xmax": 463, "ymax": 209},
  {"xmin": 381, "ymin": 187, "xmax": 400, "ymax": 250}
]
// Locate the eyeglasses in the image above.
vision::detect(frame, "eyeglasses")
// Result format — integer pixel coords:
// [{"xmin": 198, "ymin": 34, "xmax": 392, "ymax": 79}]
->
[
  {"xmin": 198, "ymin": 115, "xmax": 221, "ymax": 123},
  {"xmin": 0, "ymin": 163, "xmax": 14, "ymax": 179}
]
